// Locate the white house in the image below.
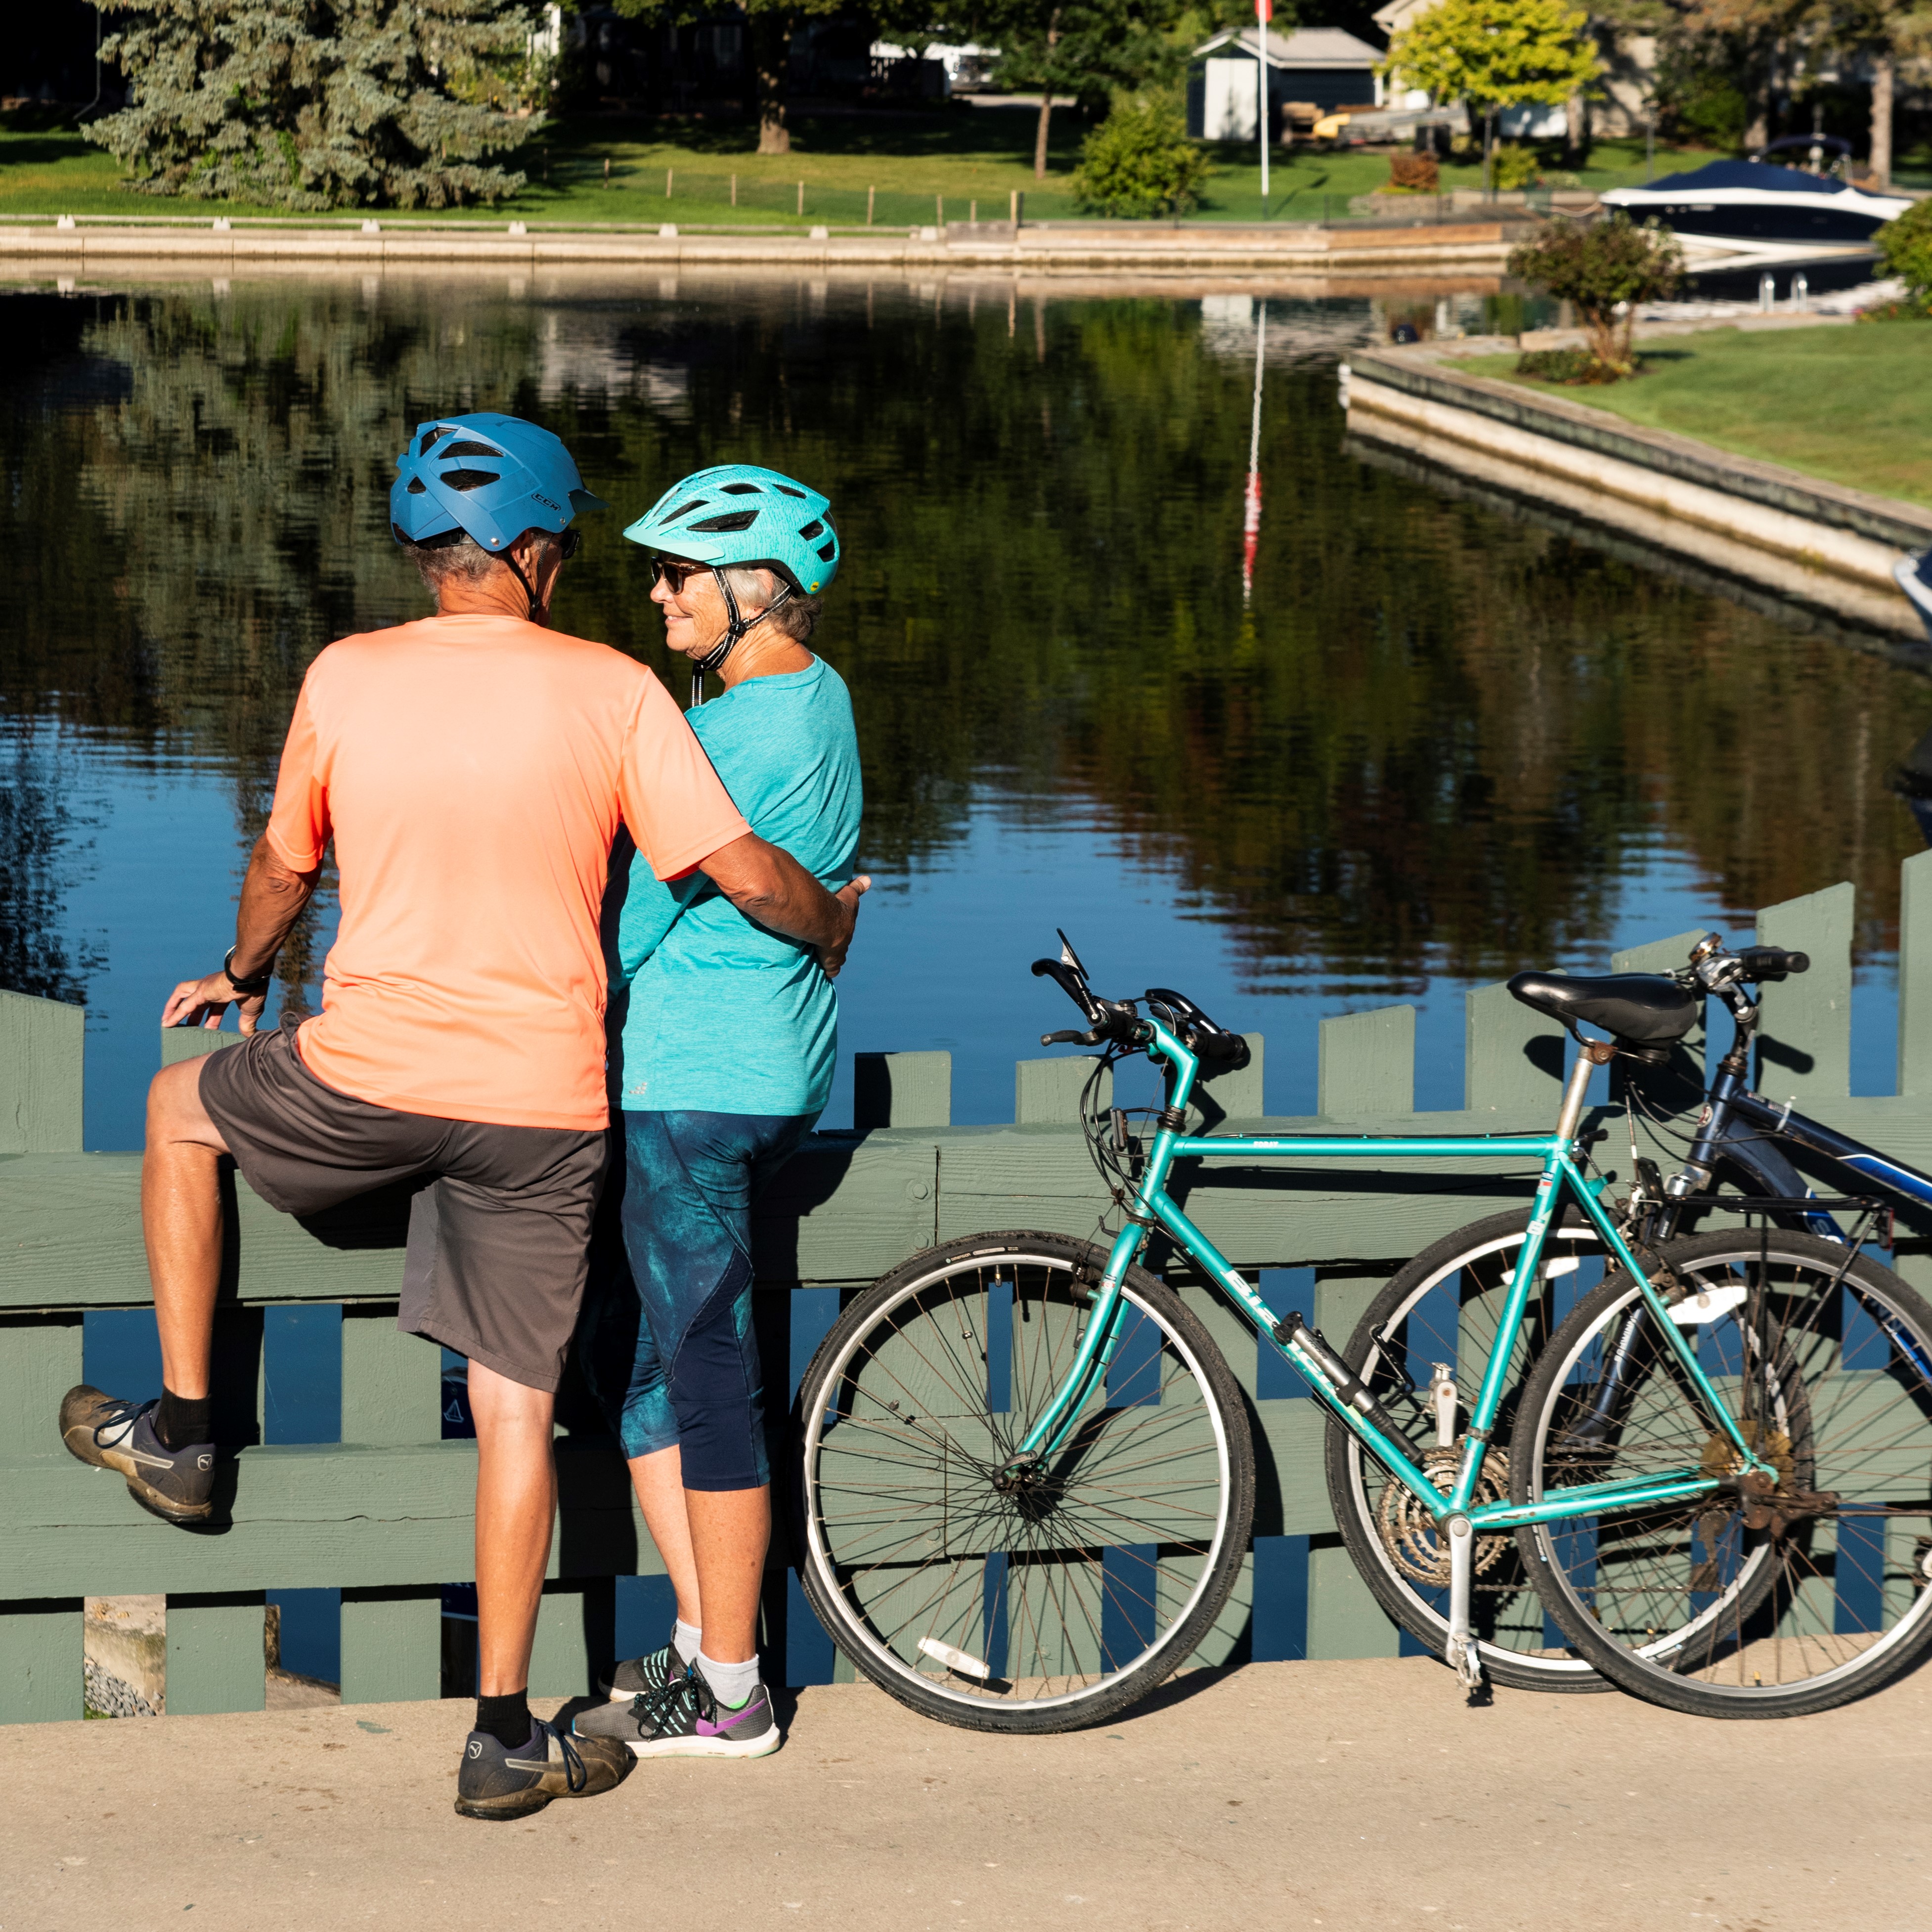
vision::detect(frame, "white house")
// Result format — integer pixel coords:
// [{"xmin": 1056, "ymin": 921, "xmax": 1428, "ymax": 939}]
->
[{"xmin": 1186, "ymin": 27, "xmax": 1385, "ymax": 143}]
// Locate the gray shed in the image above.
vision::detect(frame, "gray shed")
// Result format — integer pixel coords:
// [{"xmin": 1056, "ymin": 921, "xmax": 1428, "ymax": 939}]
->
[{"xmin": 1186, "ymin": 27, "xmax": 1383, "ymax": 143}]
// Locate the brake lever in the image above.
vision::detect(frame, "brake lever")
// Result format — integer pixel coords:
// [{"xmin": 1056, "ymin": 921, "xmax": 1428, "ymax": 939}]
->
[{"xmin": 1041, "ymin": 1027, "xmax": 1101, "ymax": 1047}]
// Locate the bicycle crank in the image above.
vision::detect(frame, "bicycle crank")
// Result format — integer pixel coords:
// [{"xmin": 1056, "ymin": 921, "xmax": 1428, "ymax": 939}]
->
[{"xmin": 1378, "ymin": 1447, "xmax": 1511, "ymax": 1587}]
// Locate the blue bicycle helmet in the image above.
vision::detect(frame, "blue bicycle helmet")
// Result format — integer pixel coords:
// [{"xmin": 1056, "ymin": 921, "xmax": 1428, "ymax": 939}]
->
[
  {"xmin": 392, "ymin": 413, "xmax": 605, "ymax": 615},
  {"xmin": 623, "ymin": 463, "xmax": 838, "ymax": 701}
]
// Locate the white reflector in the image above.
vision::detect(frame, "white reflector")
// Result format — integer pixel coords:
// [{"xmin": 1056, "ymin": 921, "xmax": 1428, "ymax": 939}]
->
[
  {"xmin": 917, "ymin": 1636, "xmax": 991, "ymax": 1680},
  {"xmin": 1668, "ymin": 1284, "xmax": 1749, "ymax": 1326}
]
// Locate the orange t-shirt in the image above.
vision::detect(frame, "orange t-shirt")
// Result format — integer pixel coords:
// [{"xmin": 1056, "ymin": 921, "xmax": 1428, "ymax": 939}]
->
[{"xmin": 263, "ymin": 615, "xmax": 750, "ymax": 1131}]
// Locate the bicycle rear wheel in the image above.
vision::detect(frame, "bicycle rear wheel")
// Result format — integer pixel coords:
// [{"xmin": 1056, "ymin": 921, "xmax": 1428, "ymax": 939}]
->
[
  {"xmin": 1512, "ymin": 1228, "xmax": 1932, "ymax": 1717},
  {"xmin": 1325, "ymin": 1207, "xmax": 1613, "ymax": 1693},
  {"xmin": 793, "ymin": 1230, "xmax": 1255, "ymax": 1734}
]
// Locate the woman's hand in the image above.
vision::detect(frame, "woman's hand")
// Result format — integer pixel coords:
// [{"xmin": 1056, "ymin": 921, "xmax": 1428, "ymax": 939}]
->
[{"xmin": 818, "ymin": 876, "xmax": 871, "ymax": 980}]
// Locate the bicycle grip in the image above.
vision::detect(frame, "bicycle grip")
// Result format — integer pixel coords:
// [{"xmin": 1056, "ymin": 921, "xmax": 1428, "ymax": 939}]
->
[
  {"xmin": 1735, "ymin": 946, "xmax": 1810, "ymax": 982},
  {"xmin": 1193, "ymin": 1029, "xmax": 1249, "ymax": 1065}
]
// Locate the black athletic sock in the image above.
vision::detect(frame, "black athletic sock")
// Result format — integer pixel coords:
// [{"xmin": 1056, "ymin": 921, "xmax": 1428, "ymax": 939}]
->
[
  {"xmin": 155, "ymin": 1388, "xmax": 212, "ymax": 1451},
  {"xmin": 476, "ymin": 1690, "xmax": 532, "ymax": 1751}
]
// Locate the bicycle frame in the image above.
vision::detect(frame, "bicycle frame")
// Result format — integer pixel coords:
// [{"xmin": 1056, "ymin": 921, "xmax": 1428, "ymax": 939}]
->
[{"xmin": 1006, "ymin": 1018, "xmax": 1779, "ymax": 1542}]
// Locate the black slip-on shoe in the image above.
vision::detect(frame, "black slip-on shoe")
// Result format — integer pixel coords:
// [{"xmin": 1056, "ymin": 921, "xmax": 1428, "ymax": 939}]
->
[
  {"xmin": 455, "ymin": 1718, "xmax": 631, "ymax": 1822},
  {"xmin": 59, "ymin": 1385, "xmax": 215, "ymax": 1525}
]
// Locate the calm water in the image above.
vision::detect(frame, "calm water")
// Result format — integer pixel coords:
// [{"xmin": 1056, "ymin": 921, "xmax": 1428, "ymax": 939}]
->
[
  {"xmin": 8, "ymin": 274, "xmax": 1929, "ymax": 1685},
  {"xmin": 4, "ymin": 275, "xmax": 1925, "ymax": 1146}
]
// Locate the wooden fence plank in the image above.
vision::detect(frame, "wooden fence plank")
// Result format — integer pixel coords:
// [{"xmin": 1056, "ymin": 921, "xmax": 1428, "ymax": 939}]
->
[
  {"xmin": 340, "ymin": 1587, "xmax": 443, "ymax": 1704},
  {"xmin": 1014, "ymin": 1054, "xmax": 1110, "ymax": 1124},
  {"xmin": 1464, "ymin": 981, "xmax": 1565, "ymax": 1116},
  {"xmin": 1304, "ymin": 1536, "xmax": 1401, "ymax": 1661},
  {"xmin": 528, "ymin": 1579, "xmax": 614, "ymax": 1699},
  {"xmin": 854, "ymin": 1051, "xmax": 951, "ymax": 1128},
  {"xmin": 166, "ymin": 1592, "xmax": 265, "ymax": 1714},
  {"xmin": 0, "ymin": 988, "xmax": 83, "ymax": 1155},
  {"xmin": 0, "ymin": 1313, "xmax": 82, "ymax": 1460},
  {"xmin": 341, "ymin": 1306, "xmax": 443, "ymax": 1447},
  {"xmin": 1319, "ymin": 1007, "xmax": 1414, "ymax": 1117},
  {"xmin": 160, "ymin": 1027, "xmax": 244, "ymax": 1069},
  {"xmin": 1900, "ymin": 849, "xmax": 1932, "ymax": 1095},
  {"xmin": 1757, "ymin": 881, "xmax": 1855, "ymax": 1102},
  {"xmin": 0, "ymin": 1598, "xmax": 83, "ymax": 1722}
]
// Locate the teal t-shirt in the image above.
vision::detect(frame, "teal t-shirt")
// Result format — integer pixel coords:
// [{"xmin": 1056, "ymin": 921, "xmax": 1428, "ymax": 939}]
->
[{"xmin": 606, "ymin": 657, "xmax": 862, "ymax": 1116}]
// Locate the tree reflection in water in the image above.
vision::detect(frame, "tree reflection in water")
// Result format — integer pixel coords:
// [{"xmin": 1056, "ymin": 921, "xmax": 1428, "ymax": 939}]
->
[{"xmin": 0, "ymin": 276, "xmax": 1924, "ymax": 1041}]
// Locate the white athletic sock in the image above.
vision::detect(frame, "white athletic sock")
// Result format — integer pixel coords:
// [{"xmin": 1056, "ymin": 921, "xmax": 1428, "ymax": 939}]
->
[
  {"xmin": 674, "ymin": 1619, "xmax": 703, "ymax": 1667},
  {"xmin": 695, "ymin": 1648, "xmax": 760, "ymax": 1711}
]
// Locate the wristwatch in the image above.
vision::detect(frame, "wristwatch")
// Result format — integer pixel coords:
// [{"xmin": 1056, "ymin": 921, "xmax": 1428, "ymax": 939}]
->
[{"xmin": 223, "ymin": 945, "xmax": 275, "ymax": 997}]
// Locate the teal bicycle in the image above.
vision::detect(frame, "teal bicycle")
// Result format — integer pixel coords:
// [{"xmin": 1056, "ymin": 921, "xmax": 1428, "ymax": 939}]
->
[{"xmin": 793, "ymin": 936, "xmax": 1932, "ymax": 1730}]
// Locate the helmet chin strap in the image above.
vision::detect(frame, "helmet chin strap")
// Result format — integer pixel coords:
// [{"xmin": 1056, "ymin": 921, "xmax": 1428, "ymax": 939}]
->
[
  {"xmin": 500, "ymin": 545, "xmax": 541, "ymax": 623},
  {"xmin": 690, "ymin": 566, "xmax": 795, "ymax": 706}
]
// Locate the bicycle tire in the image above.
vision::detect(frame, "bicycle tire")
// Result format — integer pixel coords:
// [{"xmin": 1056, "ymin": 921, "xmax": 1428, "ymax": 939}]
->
[
  {"xmin": 792, "ymin": 1230, "xmax": 1255, "ymax": 1734},
  {"xmin": 1324, "ymin": 1206, "xmax": 1614, "ymax": 1692},
  {"xmin": 1511, "ymin": 1228, "xmax": 1932, "ymax": 1718}
]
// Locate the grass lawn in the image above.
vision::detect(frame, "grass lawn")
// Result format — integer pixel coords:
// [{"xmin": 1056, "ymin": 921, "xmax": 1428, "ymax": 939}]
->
[
  {"xmin": 1462, "ymin": 325, "xmax": 1932, "ymax": 509},
  {"xmin": 0, "ymin": 112, "xmax": 1727, "ymax": 229}
]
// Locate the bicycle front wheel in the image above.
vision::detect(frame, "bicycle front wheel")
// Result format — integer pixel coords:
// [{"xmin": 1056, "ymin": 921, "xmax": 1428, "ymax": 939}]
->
[
  {"xmin": 793, "ymin": 1230, "xmax": 1255, "ymax": 1734},
  {"xmin": 1512, "ymin": 1229, "xmax": 1932, "ymax": 1717}
]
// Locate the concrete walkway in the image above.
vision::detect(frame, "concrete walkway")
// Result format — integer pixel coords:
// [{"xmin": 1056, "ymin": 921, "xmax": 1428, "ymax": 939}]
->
[{"xmin": 11, "ymin": 1656, "xmax": 1930, "ymax": 1932}]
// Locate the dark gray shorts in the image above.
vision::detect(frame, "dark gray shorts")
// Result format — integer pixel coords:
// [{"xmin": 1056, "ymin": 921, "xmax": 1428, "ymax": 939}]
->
[{"xmin": 198, "ymin": 1019, "xmax": 606, "ymax": 1393}]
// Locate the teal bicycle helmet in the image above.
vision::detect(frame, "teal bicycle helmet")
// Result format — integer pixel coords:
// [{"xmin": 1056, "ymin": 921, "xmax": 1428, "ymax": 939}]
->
[
  {"xmin": 623, "ymin": 463, "xmax": 839, "ymax": 701},
  {"xmin": 392, "ymin": 412, "xmax": 605, "ymax": 619}
]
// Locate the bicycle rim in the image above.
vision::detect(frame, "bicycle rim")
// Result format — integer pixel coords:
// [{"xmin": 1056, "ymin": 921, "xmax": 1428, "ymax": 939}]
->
[
  {"xmin": 1517, "ymin": 1230, "xmax": 1932, "ymax": 1713},
  {"xmin": 1331, "ymin": 1213, "xmax": 1609, "ymax": 1688},
  {"xmin": 798, "ymin": 1247, "xmax": 1243, "ymax": 1721}
]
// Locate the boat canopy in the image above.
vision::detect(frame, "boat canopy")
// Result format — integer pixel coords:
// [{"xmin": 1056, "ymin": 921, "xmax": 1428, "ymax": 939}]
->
[{"xmin": 1636, "ymin": 160, "xmax": 1847, "ymax": 197}]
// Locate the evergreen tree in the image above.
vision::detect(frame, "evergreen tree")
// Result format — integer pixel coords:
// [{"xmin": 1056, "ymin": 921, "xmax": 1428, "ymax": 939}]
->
[{"xmin": 84, "ymin": 0, "xmax": 543, "ymax": 209}]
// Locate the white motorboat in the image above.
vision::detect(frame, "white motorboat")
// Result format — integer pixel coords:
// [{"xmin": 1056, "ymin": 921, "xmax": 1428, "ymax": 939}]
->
[{"xmin": 1600, "ymin": 159, "xmax": 1913, "ymax": 264}]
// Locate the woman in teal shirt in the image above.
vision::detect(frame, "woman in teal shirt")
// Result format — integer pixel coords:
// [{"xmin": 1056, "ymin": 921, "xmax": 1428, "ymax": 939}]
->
[{"xmin": 575, "ymin": 466, "xmax": 865, "ymax": 1762}]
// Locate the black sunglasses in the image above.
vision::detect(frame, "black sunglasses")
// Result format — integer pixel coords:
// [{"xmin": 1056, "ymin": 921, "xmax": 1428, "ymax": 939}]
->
[
  {"xmin": 558, "ymin": 528, "xmax": 582, "ymax": 563},
  {"xmin": 650, "ymin": 556, "xmax": 711, "ymax": 593}
]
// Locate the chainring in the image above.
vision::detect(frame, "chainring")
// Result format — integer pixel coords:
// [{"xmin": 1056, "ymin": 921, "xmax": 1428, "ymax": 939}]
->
[{"xmin": 1377, "ymin": 1446, "xmax": 1512, "ymax": 1587}]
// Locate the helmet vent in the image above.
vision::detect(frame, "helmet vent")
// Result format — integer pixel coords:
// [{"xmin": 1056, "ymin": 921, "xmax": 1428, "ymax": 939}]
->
[
  {"xmin": 688, "ymin": 510, "xmax": 759, "ymax": 533},
  {"xmin": 774, "ymin": 484, "xmax": 808, "ymax": 499},
  {"xmin": 797, "ymin": 519, "xmax": 824, "ymax": 540},
  {"xmin": 440, "ymin": 440, "xmax": 505, "ymax": 461},
  {"xmin": 720, "ymin": 482, "xmax": 763, "ymax": 495},
  {"xmin": 419, "ymin": 426, "xmax": 453, "ymax": 455},
  {"xmin": 442, "ymin": 469, "xmax": 502, "ymax": 491},
  {"xmin": 664, "ymin": 497, "xmax": 709, "ymax": 522},
  {"xmin": 816, "ymin": 541, "xmax": 837, "ymax": 562},
  {"xmin": 406, "ymin": 477, "xmax": 427, "ymax": 494}
]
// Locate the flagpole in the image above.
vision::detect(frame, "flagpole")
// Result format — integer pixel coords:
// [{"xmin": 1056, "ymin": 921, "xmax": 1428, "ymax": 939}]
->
[{"xmin": 1257, "ymin": 0, "xmax": 1271, "ymax": 206}]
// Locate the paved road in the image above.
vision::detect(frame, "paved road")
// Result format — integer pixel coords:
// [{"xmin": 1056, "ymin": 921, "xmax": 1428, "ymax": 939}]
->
[{"xmin": 10, "ymin": 1657, "xmax": 1930, "ymax": 1932}]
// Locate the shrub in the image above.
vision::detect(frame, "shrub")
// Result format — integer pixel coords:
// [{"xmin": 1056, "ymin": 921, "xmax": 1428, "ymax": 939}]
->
[
  {"xmin": 1389, "ymin": 152, "xmax": 1440, "ymax": 192},
  {"xmin": 1072, "ymin": 99, "xmax": 1211, "ymax": 219},
  {"xmin": 1507, "ymin": 213, "xmax": 1683, "ymax": 375},
  {"xmin": 1875, "ymin": 199, "xmax": 1932, "ymax": 315},
  {"xmin": 1516, "ymin": 346, "xmax": 1622, "ymax": 382},
  {"xmin": 1491, "ymin": 141, "xmax": 1540, "ymax": 191}
]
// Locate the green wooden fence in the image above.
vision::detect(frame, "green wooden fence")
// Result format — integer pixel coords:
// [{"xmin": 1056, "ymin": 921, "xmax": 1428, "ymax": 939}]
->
[{"xmin": 7, "ymin": 858, "xmax": 1932, "ymax": 1724}]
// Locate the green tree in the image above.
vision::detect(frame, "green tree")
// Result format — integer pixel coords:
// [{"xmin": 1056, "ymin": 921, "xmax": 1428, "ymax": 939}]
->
[
  {"xmin": 1508, "ymin": 212, "xmax": 1683, "ymax": 371},
  {"xmin": 963, "ymin": 0, "xmax": 1221, "ymax": 180},
  {"xmin": 1072, "ymin": 94, "xmax": 1211, "ymax": 213},
  {"xmin": 1381, "ymin": 0, "xmax": 1601, "ymax": 191},
  {"xmin": 1875, "ymin": 196, "xmax": 1932, "ymax": 310},
  {"xmin": 83, "ymin": 0, "xmax": 541, "ymax": 210}
]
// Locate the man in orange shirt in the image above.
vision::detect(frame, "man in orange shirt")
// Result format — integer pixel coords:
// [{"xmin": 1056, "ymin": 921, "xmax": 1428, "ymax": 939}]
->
[{"xmin": 57, "ymin": 415, "xmax": 866, "ymax": 1822}]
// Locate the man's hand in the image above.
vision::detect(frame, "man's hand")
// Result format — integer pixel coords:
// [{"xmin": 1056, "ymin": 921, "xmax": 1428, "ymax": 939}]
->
[
  {"xmin": 698, "ymin": 833, "xmax": 870, "ymax": 977},
  {"xmin": 818, "ymin": 875, "xmax": 870, "ymax": 980},
  {"xmin": 161, "ymin": 973, "xmax": 269, "ymax": 1035},
  {"xmin": 160, "ymin": 834, "xmax": 318, "ymax": 1037}
]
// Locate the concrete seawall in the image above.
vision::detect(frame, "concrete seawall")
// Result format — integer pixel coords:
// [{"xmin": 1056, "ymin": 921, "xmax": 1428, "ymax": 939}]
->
[
  {"xmin": 1343, "ymin": 345, "xmax": 1932, "ymax": 642},
  {"xmin": 0, "ymin": 218, "xmax": 1524, "ymax": 279}
]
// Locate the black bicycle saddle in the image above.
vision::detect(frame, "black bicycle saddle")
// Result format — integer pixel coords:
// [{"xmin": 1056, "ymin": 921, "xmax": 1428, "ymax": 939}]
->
[{"xmin": 1506, "ymin": 970, "xmax": 1698, "ymax": 1046}]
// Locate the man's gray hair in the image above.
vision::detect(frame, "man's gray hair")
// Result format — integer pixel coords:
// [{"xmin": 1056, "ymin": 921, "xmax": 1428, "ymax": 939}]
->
[
  {"xmin": 721, "ymin": 564, "xmax": 823, "ymax": 643},
  {"xmin": 400, "ymin": 528, "xmax": 560, "ymax": 596}
]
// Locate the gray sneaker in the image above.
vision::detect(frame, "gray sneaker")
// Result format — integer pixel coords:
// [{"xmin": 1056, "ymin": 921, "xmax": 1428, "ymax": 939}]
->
[
  {"xmin": 598, "ymin": 1621, "xmax": 696, "ymax": 1701},
  {"xmin": 575, "ymin": 1672, "xmax": 781, "ymax": 1760},
  {"xmin": 454, "ymin": 1718, "xmax": 630, "ymax": 1822},
  {"xmin": 59, "ymin": 1386, "xmax": 215, "ymax": 1525}
]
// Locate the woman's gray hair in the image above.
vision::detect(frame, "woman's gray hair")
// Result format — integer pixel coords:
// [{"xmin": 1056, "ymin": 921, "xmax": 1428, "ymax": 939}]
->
[{"xmin": 721, "ymin": 564, "xmax": 823, "ymax": 643}]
